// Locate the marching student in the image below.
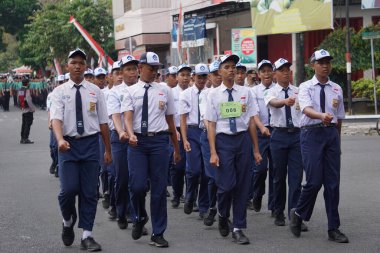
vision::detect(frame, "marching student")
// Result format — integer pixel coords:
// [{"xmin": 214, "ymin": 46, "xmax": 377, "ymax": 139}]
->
[
  {"xmin": 205, "ymin": 54, "xmax": 262, "ymax": 245},
  {"xmin": 290, "ymin": 49, "xmax": 348, "ymax": 243},
  {"xmin": 51, "ymin": 48, "xmax": 111, "ymax": 251},
  {"xmin": 122, "ymin": 52, "xmax": 181, "ymax": 248}
]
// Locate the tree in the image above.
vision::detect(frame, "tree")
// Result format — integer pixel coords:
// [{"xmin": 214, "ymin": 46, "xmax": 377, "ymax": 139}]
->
[
  {"xmin": 19, "ymin": 0, "xmax": 115, "ymax": 73},
  {"xmin": 0, "ymin": 0, "xmax": 40, "ymax": 36}
]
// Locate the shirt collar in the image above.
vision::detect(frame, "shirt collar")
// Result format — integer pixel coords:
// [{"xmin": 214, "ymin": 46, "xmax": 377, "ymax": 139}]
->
[
  {"xmin": 259, "ymin": 82, "xmax": 275, "ymax": 91},
  {"xmin": 312, "ymin": 75, "xmax": 331, "ymax": 86},
  {"xmin": 68, "ymin": 79, "xmax": 87, "ymax": 89},
  {"xmin": 221, "ymin": 83, "xmax": 238, "ymax": 92}
]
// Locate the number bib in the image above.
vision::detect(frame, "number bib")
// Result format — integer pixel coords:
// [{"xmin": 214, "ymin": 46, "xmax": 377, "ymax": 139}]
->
[{"xmin": 220, "ymin": 102, "xmax": 242, "ymax": 118}]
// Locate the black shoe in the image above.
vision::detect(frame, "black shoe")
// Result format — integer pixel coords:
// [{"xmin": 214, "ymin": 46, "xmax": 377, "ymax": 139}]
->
[
  {"xmin": 20, "ymin": 139, "xmax": 25, "ymax": 144},
  {"xmin": 171, "ymin": 198, "xmax": 180, "ymax": 208},
  {"xmin": 180, "ymin": 195, "xmax": 185, "ymax": 203},
  {"xmin": 252, "ymin": 196, "xmax": 262, "ymax": 212},
  {"xmin": 80, "ymin": 236, "xmax": 102, "ymax": 251},
  {"xmin": 132, "ymin": 217, "xmax": 149, "ymax": 240},
  {"xmin": 117, "ymin": 217, "xmax": 128, "ymax": 230},
  {"xmin": 184, "ymin": 201, "xmax": 193, "ymax": 214},
  {"xmin": 328, "ymin": 229, "xmax": 349, "ymax": 243},
  {"xmin": 274, "ymin": 212, "xmax": 285, "ymax": 226},
  {"xmin": 142, "ymin": 226, "xmax": 148, "ymax": 236},
  {"xmin": 232, "ymin": 230, "xmax": 250, "ymax": 245},
  {"xmin": 108, "ymin": 207, "xmax": 117, "ymax": 220},
  {"xmin": 166, "ymin": 189, "xmax": 170, "ymax": 197},
  {"xmin": 49, "ymin": 162, "xmax": 56, "ymax": 174},
  {"xmin": 193, "ymin": 201, "xmax": 199, "ymax": 212},
  {"xmin": 289, "ymin": 208, "xmax": 302, "ymax": 237},
  {"xmin": 61, "ymin": 215, "xmax": 77, "ymax": 246},
  {"xmin": 24, "ymin": 139, "xmax": 34, "ymax": 144},
  {"xmin": 218, "ymin": 216, "xmax": 230, "ymax": 237},
  {"xmin": 101, "ymin": 194, "xmax": 110, "ymax": 209},
  {"xmin": 204, "ymin": 208, "xmax": 217, "ymax": 226},
  {"xmin": 301, "ymin": 222, "xmax": 308, "ymax": 232},
  {"xmin": 54, "ymin": 166, "xmax": 59, "ymax": 178},
  {"xmin": 150, "ymin": 235, "xmax": 169, "ymax": 248}
]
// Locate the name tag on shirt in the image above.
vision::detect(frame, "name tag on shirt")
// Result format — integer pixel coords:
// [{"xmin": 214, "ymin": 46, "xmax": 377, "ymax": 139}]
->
[{"xmin": 220, "ymin": 102, "xmax": 242, "ymax": 118}]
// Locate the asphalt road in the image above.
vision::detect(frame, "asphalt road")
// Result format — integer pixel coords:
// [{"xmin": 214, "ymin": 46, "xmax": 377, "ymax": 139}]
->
[{"xmin": 0, "ymin": 107, "xmax": 379, "ymax": 253}]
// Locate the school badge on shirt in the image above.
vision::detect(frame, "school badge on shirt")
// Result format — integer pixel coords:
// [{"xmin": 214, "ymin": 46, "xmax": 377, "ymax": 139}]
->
[
  {"xmin": 332, "ymin": 98, "xmax": 338, "ymax": 108},
  {"xmin": 89, "ymin": 102, "xmax": 96, "ymax": 112},
  {"xmin": 159, "ymin": 101, "xmax": 165, "ymax": 110}
]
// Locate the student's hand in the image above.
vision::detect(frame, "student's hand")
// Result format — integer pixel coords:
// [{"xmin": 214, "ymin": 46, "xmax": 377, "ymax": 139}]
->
[
  {"xmin": 210, "ymin": 153, "xmax": 219, "ymax": 167},
  {"xmin": 183, "ymin": 140, "xmax": 191, "ymax": 152},
  {"xmin": 321, "ymin": 113, "xmax": 333, "ymax": 125},
  {"xmin": 104, "ymin": 151, "xmax": 112, "ymax": 165},
  {"xmin": 254, "ymin": 151, "xmax": 262, "ymax": 165},
  {"xmin": 118, "ymin": 131, "xmax": 129, "ymax": 142},
  {"xmin": 58, "ymin": 139, "xmax": 70, "ymax": 152},
  {"xmin": 260, "ymin": 126, "xmax": 271, "ymax": 136},
  {"xmin": 173, "ymin": 150, "xmax": 181, "ymax": 164},
  {"xmin": 284, "ymin": 97, "xmax": 296, "ymax": 106},
  {"xmin": 128, "ymin": 134, "xmax": 138, "ymax": 146}
]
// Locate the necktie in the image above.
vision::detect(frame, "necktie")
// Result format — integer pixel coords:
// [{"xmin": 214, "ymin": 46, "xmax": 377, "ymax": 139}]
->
[
  {"xmin": 226, "ymin": 89, "xmax": 237, "ymax": 133},
  {"xmin": 141, "ymin": 84, "xmax": 150, "ymax": 134},
  {"xmin": 75, "ymin": 85, "xmax": 84, "ymax": 135},
  {"xmin": 283, "ymin": 88, "xmax": 294, "ymax": 128},
  {"xmin": 265, "ymin": 87, "xmax": 271, "ymax": 125},
  {"xmin": 197, "ymin": 89, "xmax": 201, "ymax": 126},
  {"xmin": 318, "ymin": 84, "xmax": 326, "ymax": 113}
]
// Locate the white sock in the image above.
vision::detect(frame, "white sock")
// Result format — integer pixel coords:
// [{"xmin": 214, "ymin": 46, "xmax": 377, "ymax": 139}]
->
[
  {"xmin": 82, "ymin": 230, "xmax": 92, "ymax": 240},
  {"xmin": 63, "ymin": 216, "xmax": 73, "ymax": 227},
  {"xmin": 233, "ymin": 228, "xmax": 241, "ymax": 232}
]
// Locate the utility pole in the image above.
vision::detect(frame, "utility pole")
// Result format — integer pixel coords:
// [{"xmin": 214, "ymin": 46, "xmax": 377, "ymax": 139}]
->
[{"xmin": 345, "ymin": 0, "xmax": 353, "ymax": 115}]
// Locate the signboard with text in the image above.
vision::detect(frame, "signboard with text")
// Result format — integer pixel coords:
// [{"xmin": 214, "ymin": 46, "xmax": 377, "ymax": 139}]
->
[{"xmin": 231, "ymin": 28, "xmax": 257, "ymax": 67}]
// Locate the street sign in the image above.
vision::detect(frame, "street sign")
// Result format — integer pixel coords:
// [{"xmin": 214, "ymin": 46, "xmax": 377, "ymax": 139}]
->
[{"xmin": 362, "ymin": 31, "xmax": 380, "ymax": 40}]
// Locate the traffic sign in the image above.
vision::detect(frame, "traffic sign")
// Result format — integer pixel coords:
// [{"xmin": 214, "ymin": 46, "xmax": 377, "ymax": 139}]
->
[{"xmin": 362, "ymin": 31, "xmax": 380, "ymax": 40}]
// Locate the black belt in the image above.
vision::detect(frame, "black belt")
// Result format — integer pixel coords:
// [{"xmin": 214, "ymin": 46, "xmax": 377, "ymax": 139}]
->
[
  {"xmin": 187, "ymin": 125, "xmax": 200, "ymax": 128},
  {"xmin": 301, "ymin": 123, "xmax": 337, "ymax": 129},
  {"xmin": 134, "ymin": 131, "xmax": 171, "ymax": 137},
  {"xmin": 64, "ymin": 133, "xmax": 98, "ymax": 140},
  {"xmin": 274, "ymin": 127, "xmax": 300, "ymax": 133},
  {"xmin": 218, "ymin": 131, "xmax": 247, "ymax": 136}
]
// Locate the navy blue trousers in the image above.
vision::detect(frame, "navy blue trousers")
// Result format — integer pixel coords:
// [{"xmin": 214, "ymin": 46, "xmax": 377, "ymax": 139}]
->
[
  {"xmin": 128, "ymin": 135, "xmax": 169, "ymax": 236},
  {"xmin": 296, "ymin": 127, "xmax": 341, "ymax": 230},
  {"xmin": 110, "ymin": 130, "xmax": 131, "ymax": 219},
  {"xmin": 58, "ymin": 134, "xmax": 100, "ymax": 231},
  {"xmin": 215, "ymin": 132, "xmax": 251, "ymax": 229},
  {"xmin": 99, "ymin": 135, "xmax": 109, "ymax": 194},
  {"xmin": 200, "ymin": 130, "xmax": 218, "ymax": 209},
  {"xmin": 249, "ymin": 128, "xmax": 274, "ymax": 210},
  {"xmin": 49, "ymin": 129, "xmax": 58, "ymax": 166},
  {"xmin": 270, "ymin": 129, "xmax": 303, "ymax": 217},
  {"xmin": 185, "ymin": 127, "xmax": 209, "ymax": 214},
  {"xmin": 169, "ymin": 133, "xmax": 186, "ymax": 200}
]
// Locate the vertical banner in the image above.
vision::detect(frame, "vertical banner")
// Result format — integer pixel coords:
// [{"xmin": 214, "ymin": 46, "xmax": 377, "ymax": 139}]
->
[
  {"xmin": 251, "ymin": 0, "xmax": 333, "ymax": 35},
  {"xmin": 231, "ymin": 28, "xmax": 257, "ymax": 67},
  {"xmin": 182, "ymin": 16, "xmax": 206, "ymax": 48}
]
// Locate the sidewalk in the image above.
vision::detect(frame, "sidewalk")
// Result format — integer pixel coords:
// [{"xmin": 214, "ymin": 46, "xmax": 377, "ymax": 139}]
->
[{"xmin": 342, "ymin": 122, "xmax": 378, "ymax": 136}]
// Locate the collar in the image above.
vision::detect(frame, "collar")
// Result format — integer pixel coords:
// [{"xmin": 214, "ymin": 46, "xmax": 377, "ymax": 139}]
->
[
  {"xmin": 192, "ymin": 85, "xmax": 204, "ymax": 93},
  {"xmin": 221, "ymin": 83, "xmax": 238, "ymax": 92},
  {"xmin": 259, "ymin": 82, "xmax": 275, "ymax": 91},
  {"xmin": 68, "ymin": 79, "xmax": 87, "ymax": 89},
  {"xmin": 275, "ymin": 83, "xmax": 293, "ymax": 91},
  {"xmin": 311, "ymin": 75, "xmax": 331, "ymax": 86}
]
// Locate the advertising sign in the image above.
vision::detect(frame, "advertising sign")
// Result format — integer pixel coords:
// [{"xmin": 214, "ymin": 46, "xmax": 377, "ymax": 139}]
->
[
  {"xmin": 251, "ymin": 0, "xmax": 333, "ymax": 35},
  {"xmin": 182, "ymin": 16, "xmax": 207, "ymax": 48},
  {"xmin": 231, "ymin": 28, "xmax": 257, "ymax": 67}
]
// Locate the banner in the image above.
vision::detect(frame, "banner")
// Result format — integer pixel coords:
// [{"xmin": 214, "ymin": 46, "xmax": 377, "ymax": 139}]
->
[
  {"xmin": 182, "ymin": 16, "xmax": 206, "ymax": 48},
  {"xmin": 251, "ymin": 0, "xmax": 333, "ymax": 35},
  {"xmin": 362, "ymin": 0, "xmax": 380, "ymax": 9},
  {"xmin": 231, "ymin": 28, "xmax": 257, "ymax": 67}
]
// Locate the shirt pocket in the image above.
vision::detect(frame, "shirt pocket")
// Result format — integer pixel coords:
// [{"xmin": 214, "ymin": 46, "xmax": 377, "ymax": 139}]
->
[{"xmin": 63, "ymin": 96, "xmax": 75, "ymax": 112}]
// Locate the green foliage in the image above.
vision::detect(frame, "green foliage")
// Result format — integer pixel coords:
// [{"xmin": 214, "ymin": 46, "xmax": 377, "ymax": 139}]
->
[
  {"xmin": 0, "ymin": 33, "xmax": 21, "ymax": 72},
  {"xmin": 19, "ymin": 0, "xmax": 115, "ymax": 72},
  {"xmin": 0, "ymin": 0, "xmax": 40, "ymax": 36},
  {"xmin": 318, "ymin": 24, "xmax": 380, "ymax": 73},
  {"xmin": 352, "ymin": 77, "xmax": 380, "ymax": 100}
]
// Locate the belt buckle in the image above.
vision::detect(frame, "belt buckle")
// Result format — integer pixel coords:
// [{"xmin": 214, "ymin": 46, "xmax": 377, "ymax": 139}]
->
[{"xmin": 147, "ymin": 132, "xmax": 155, "ymax": 137}]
